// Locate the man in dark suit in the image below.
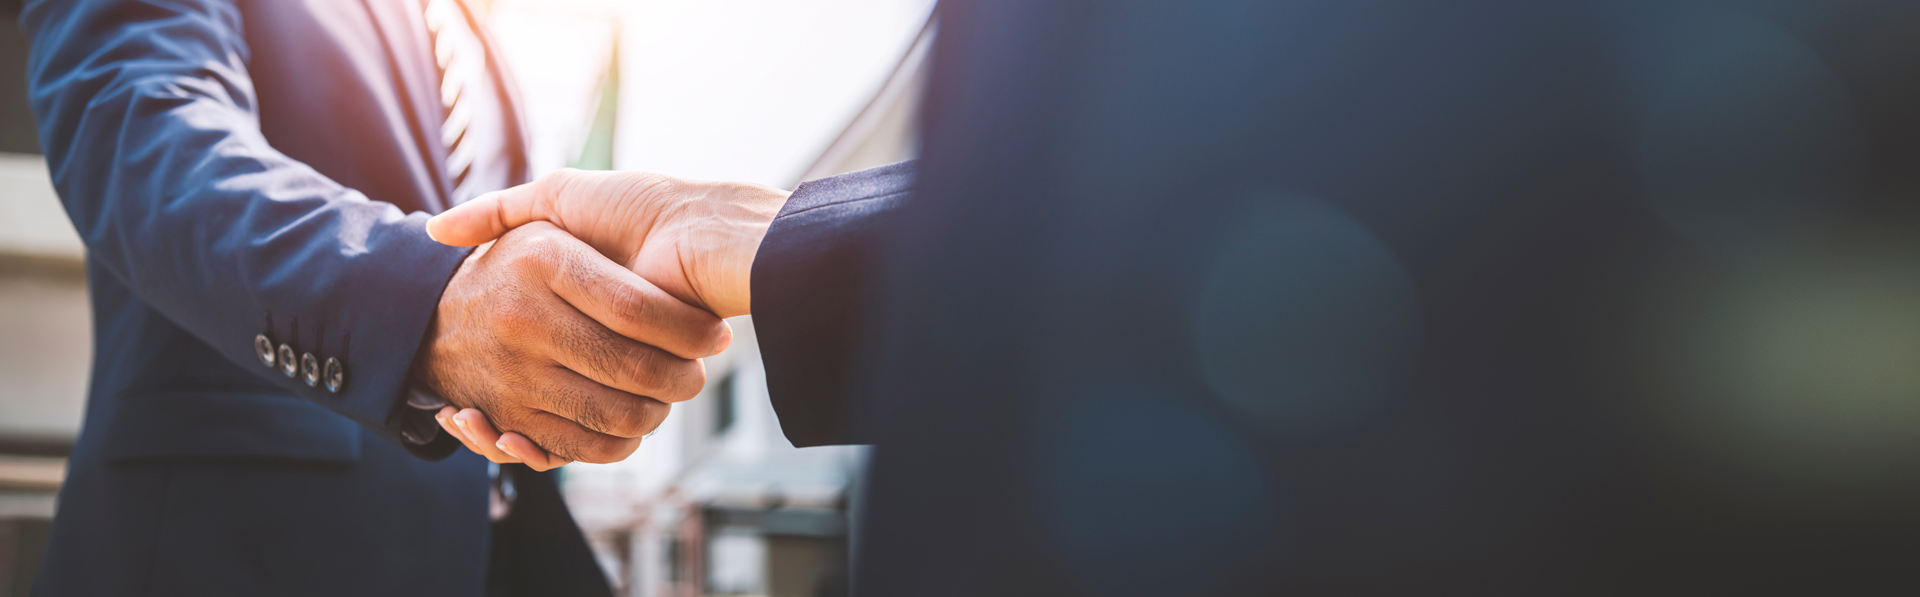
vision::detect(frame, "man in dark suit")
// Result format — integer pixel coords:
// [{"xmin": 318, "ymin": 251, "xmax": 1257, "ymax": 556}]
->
[
  {"xmin": 21, "ymin": 0, "xmax": 728, "ymax": 594},
  {"xmin": 436, "ymin": 0, "xmax": 1920, "ymax": 593}
]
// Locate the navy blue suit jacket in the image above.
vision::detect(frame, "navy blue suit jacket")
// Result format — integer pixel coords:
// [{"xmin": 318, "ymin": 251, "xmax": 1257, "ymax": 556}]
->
[
  {"xmin": 23, "ymin": 1, "xmax": 603, "ymax": 594},
  {"xmin": 751, "ymin": 1, "xmax": 1920, "ymax": 594}
]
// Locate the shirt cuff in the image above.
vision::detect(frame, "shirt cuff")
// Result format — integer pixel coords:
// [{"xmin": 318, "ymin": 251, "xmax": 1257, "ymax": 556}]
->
[{"xmin": 398, "ymin": 381, "xmax": 461, "ymax": 460}]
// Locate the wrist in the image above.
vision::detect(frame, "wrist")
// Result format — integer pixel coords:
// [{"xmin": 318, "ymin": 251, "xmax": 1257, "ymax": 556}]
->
[
  {"xmin": 728, "ymin": 217, "xmax": 775, "ymax": 318},
  {"xmin": 412, "ymin": 243, "xmax": 488, "ymax": 407},
  {"xmin": 654, "ymin": 184, "xmax": 784, "ymax": 319},
  {"xmin": 705, "ymin": 189, "xmax": 784, "ymax": 318}
]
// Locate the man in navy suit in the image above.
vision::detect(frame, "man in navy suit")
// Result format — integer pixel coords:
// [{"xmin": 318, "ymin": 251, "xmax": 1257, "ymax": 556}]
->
[
  {"xmin": 21, "ymin": 0, "xmax": 731, "ymax": 594},
  {"xmin": 433, "ymin": 0, "xmax": 1920, "ymax": 594}
]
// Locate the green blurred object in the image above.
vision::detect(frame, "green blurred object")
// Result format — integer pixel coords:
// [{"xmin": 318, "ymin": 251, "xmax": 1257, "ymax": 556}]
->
[{"xmin": 570, "ymin": 38, "xmax": 619, "ymax": 171}]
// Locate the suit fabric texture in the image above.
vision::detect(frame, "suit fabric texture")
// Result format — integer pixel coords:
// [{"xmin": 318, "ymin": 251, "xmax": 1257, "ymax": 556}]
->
[
  {"xmin": 752, "ymin": 1, "xmax": 1920, "ymax": 594},
  {"xmin": 22, "ymin": 0, "xmax": 607, "ymax": 594}
]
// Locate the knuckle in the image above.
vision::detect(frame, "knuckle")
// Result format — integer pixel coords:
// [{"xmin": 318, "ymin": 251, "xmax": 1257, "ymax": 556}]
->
[
  {"xmin": 616, "ymin": 346, "xmax": 667, "ymax": 391},
  {"xmin": 568, "ymin": 325, "xmax": 629, "ymax": 388},
  {"xmin": 610, "ymin": 285, "xmax": 653, "ymax": 331},
  {"xmin": 580, "ymin": 409, "xmax": 616, "ymax": 438},
  {"xmin": 564, "ymin": 388, "xmax": 612, "ymax": 435},
  {"xmin": 681, "ymin": 359, "xmax": 708, "ymax": 400},
  {"xmin": 583, "ymin": 437, "xmax": 641, "ymax": 464},
  {"xmin": 656, "ymin": 358, "xmax": 706, "ymax": 403},
  {"xmin": 588, "ymin": 392, "xmax": 638, "ymax": 438},
  {"xmin": 608, "ymin": 397, "xmax": 668, "ymax": 438},
  {"xmin": 604, "ymin": 400, "xmax": 645, "ymax": 438},
  {"xmin": 638, "ymin": 400, "xmax": 670, "ymax": 436},
  {"xmin": 517, "ymin": 234, "xmax": 561, "ymax": 265},
  {"xmin": 499, "ymin": 227, "xmax": 567, "ymax": 266},
  {"xmin": 604, "ymin": 416, "xmax": 644, "ymax": 440}
]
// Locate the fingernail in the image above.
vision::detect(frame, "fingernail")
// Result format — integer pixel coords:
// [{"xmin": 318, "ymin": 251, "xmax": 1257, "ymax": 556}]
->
[
  {"xmin": 714, "ymin": 323, "xmax": 734, "ymax": 356},
  {"xmin": 495, "ymin": 440, "xmax": 520, "ymax": 460},
  {"xmin": 424, "ymin": 216, "xmax": 443, "ymax": 243},
  {"xmin": 454, "ymin": 418, "xmax": 469, "ymax": 433}
]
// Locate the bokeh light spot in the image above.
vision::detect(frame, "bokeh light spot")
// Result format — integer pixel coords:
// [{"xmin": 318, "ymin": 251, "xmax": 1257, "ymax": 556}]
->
[
  {"xmin": 1192, "ymin": 192, "xmax": 1421, "ymax": 440},
  {"xmin": 1622, "ymin": 6, "xmax": 1863, "ymax": 255},
  {"xmin": 1655, "ymin": 256, "xmax": 1920, "ymax": 489}
]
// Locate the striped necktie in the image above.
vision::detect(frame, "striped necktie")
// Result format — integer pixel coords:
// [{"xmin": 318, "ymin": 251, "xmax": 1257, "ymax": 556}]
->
[{"xmin": 423, "ymin": 0, "xmax": 495, "ymax": 204}]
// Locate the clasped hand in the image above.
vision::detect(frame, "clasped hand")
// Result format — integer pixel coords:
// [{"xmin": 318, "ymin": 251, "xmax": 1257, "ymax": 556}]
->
[{"xmin": 413, "ymin": 169, "xmax": 787, "ymax": 469}]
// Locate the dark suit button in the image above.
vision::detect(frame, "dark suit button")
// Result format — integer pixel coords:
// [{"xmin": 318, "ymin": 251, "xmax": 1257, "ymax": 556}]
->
[
  {"xmin": 300, "ymin": 352, "xmax": 321, "ymax": 387},
  {"xmin": 278, "ymin": 343, "xmax": 298, "ymax": 378},
  {"xmin": 255, "ymin": 334, "xmax": 277, "ymax": 368},
  {"xmin": 324, "ymin": 357, "xmax": 347, "ymax": 394}
]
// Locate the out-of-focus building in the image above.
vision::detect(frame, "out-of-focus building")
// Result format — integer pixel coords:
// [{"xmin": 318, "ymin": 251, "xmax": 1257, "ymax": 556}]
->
[
  {"xmin": 0, "ymin": 0, "xmax": 929, "ymax": 594},
  {"xmin": 1, "ymin": 2, "xmax": 87, "ymax": 594}
]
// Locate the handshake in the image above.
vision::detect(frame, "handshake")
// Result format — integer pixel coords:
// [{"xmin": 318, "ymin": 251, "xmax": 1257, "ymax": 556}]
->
[{"xmin": 412, "ymin": 169, "xmax": 791, "ymax": 470}]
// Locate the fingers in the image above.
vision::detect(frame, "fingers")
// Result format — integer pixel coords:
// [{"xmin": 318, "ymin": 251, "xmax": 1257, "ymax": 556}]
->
[
  {"xmin": 510, "ymin": 225, "xmax": 714, "ymax": 399},
  {"xmin": 547, "ymin": 247, "xmax": 732, "ymax": 360},
  {"xmin": 439, "ymin": 408, "xmax": 573, "ymax": 471},
  {"xmin": 440, "ymin": 407, "xmax": 576, "ymax": 471},
  {"xmin": 525, "ymin": 364, "xmax": 675, "ymax": 440},
  {"xmin": 426, "ymin": 177, "xmax": 554, "ymax": 247},
  {"xmin": 438, "ymin": 407, "xmax": 519, "ymax": 464},
  {"xmin": 458, "ymin": 409, "xmax": 570, "ymax": 471},
  {"xmin": 542, "ymin": 307, "xmax": 710, "ymax": 405},
  {"xmin": 439, "ymin": 408, "xmax": 518, "ymax": 466},
  {"xmin": 435, "ymin": 407, "xmax": 486, "ymax": 457},
  {"xmin": 511, "ymin": 409, "xmax": 646, "ymax": 464},
  {"xmin": 496, "ymin": 432, "xmax": 566, "ymax": 471},
  {"xmin": 495, "ymin": 222, "xmax": 728, "ymax": 360}
]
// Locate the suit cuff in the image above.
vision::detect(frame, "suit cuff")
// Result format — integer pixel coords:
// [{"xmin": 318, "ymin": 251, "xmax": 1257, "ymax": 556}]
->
[
  {"xmin": 244, "ymin": 210, "xmax": 474, "ymax": 455},
  {"xmin": 751, "ymin": 161, "xmax": 914, "ymax": 447}
]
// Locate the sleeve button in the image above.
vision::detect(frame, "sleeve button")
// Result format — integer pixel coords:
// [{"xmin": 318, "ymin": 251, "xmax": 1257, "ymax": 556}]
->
[
  {"xmin": 324, "ymin": 357, "xmax": 347, "ymax": 394},
  {"xmin": 300, "ymin": 352, "xmax": 321, "ymax": 387},
  {"xmin": 255, "ymin": 334, "xmax": 277, "ymax": 368},
  {"xmin": 278, "ymin": 344, "xmax": 299, "ymax": 378}
]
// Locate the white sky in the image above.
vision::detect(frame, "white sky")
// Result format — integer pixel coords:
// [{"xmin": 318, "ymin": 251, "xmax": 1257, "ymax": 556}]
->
[{"xmin": 490, "ymin": 0, "xmax": 935, "ymax": 188}]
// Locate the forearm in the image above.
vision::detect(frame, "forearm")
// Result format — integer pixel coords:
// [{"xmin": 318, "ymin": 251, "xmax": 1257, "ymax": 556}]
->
[
  {"xmin": 25, "ymin": 0, "xmax": 468, "ymax": 450},
  {"xmin": 751, "ymin": 161, "xmax": 915, "ymax": 447}
]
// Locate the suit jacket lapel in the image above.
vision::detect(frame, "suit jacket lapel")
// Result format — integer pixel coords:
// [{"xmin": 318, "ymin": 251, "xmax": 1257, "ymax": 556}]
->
[{"xmin": 360, "ymin": 0, "xmax": 455, "ymax": 212}]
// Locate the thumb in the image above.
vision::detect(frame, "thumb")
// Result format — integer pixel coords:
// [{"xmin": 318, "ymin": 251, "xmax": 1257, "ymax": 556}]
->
[{"xmin": 425, "ymin": 180, "xmax": 552, "ymax": 247}]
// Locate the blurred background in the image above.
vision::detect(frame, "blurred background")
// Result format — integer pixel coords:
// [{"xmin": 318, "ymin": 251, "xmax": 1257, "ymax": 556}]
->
[{"xmin": 0, "ymin": 0, "xmax": 933, "ymax": 594}]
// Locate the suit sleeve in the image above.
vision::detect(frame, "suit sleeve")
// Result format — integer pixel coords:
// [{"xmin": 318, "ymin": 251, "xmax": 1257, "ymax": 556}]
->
[
  {"xmin": 751, "ymin": 161, "xmax": 914, "ymax": 447},
  {"xmin": 22, "ymin": 0, "xmax": 468, "ymax": 457}
]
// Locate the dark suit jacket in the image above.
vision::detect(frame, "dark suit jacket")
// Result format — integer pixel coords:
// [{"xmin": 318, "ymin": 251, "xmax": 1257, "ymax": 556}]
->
[
  {"xmin": 755, "ymin": 1, "xmax": 1920, "ymax": 594},
  {"xmin": 23, "ymin": 0, "xmax": 603, "ymax": 594}
]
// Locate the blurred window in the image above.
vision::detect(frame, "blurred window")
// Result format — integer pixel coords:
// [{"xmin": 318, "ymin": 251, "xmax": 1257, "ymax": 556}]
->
[
  {"xmin": 664, "ymin": 536, "xmax": 682, "ymax": 583},
  {"xmin": 2, "ymin": 0, "xmax": 41, "ymax": 154},
  {"xmin": 712, "ymin": 371, "xmax": 736, "ymax": 437}
]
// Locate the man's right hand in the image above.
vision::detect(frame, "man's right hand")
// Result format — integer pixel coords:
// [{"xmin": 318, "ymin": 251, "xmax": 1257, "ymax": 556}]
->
[{"xmin": 413, "ymin": 222, "xmax": 732, "ymax": 470}]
